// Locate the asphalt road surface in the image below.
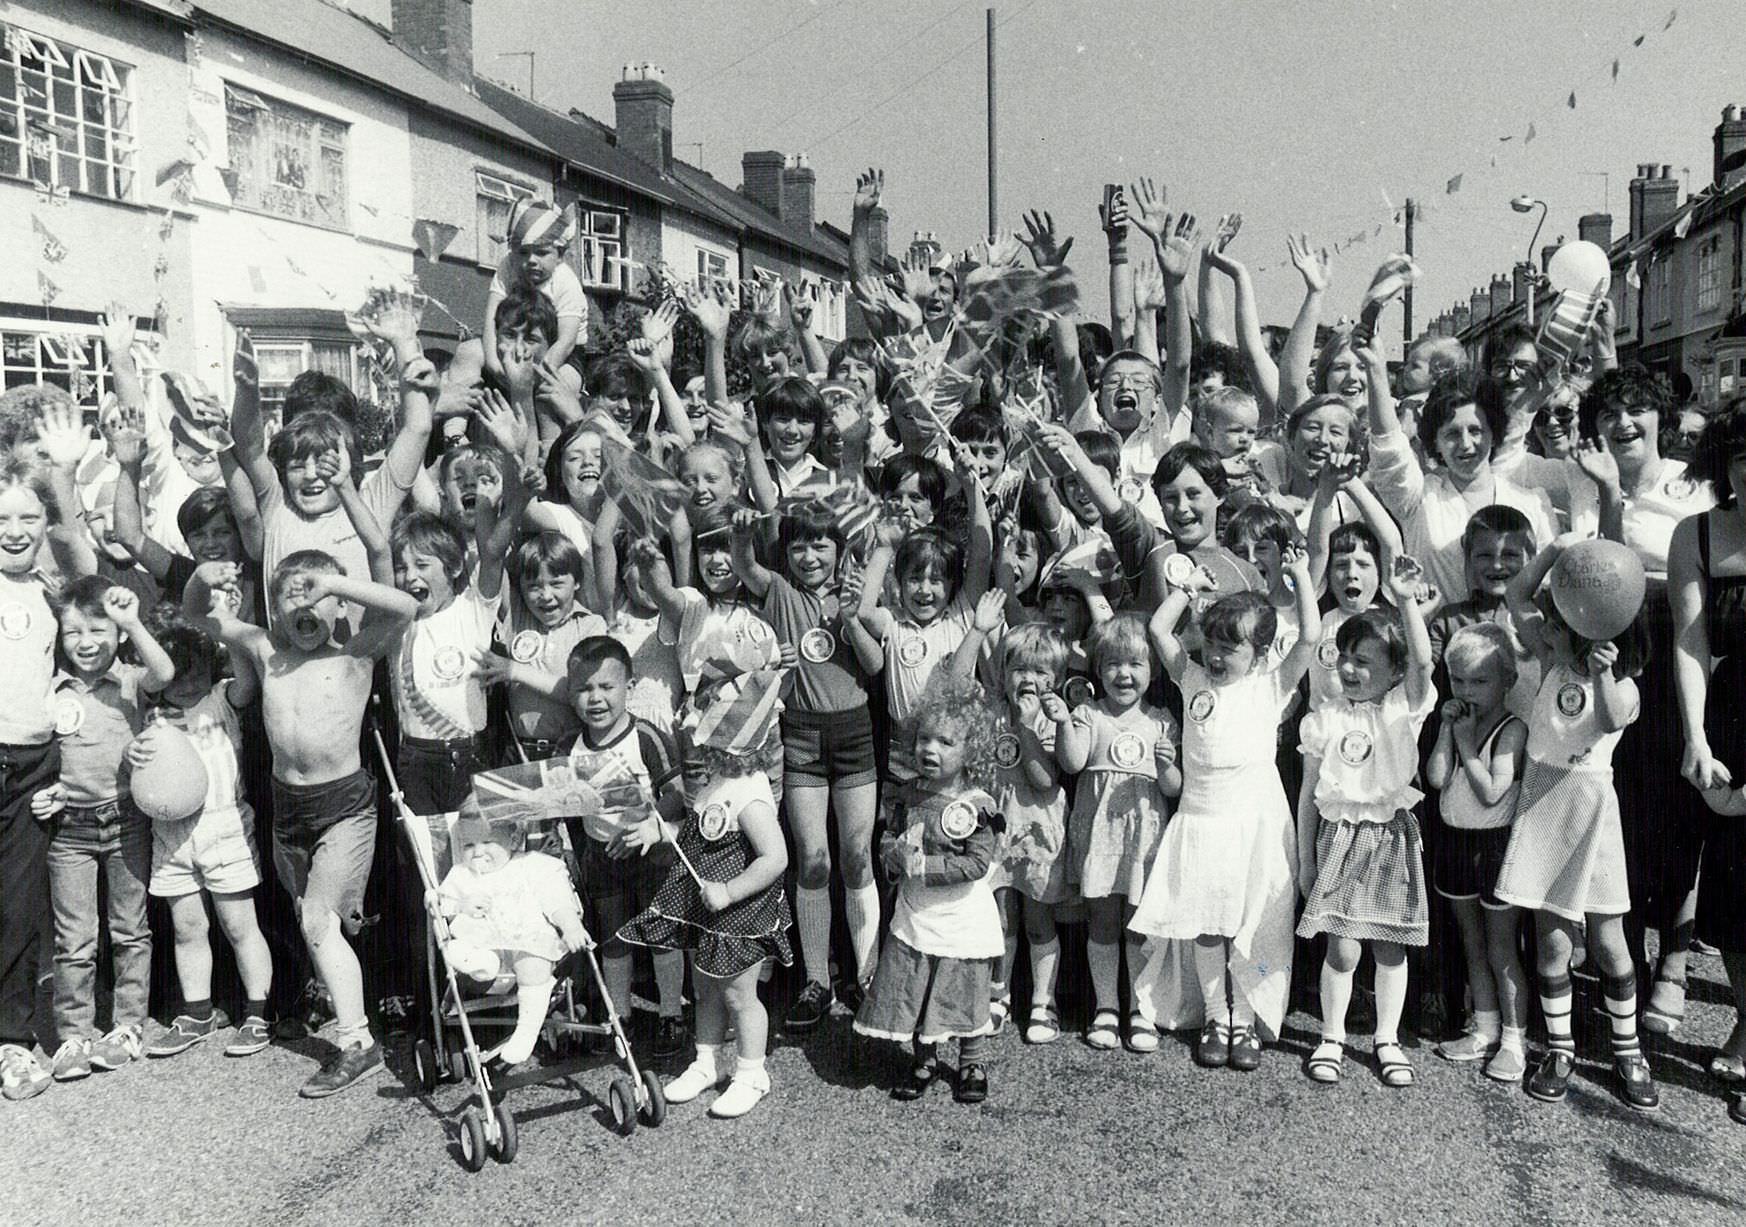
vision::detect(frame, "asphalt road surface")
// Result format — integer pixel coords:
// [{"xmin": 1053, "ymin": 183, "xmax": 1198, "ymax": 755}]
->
[{"xmin": 6, "ymin": 953, "xmax": 1743, "ymax": 1226}]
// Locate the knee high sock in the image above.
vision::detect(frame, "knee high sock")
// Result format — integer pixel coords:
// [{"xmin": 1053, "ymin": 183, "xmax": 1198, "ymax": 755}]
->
[
  {"xmin": 795, "ymin": 884, "xmax": 832, "ymax": 988},
  {"xmin": 1374, "ymin": 959, "xmax": 1409, "ymax": 1047},
  {"xmin": 653, "ymin": 951, "xmax": 686, "ymax": 1018},
  {"xmin": 1193, "ymin": 941, "xmax": 1231, "ymax": 1029},
  {"xmin": 1029, "ymin": 934, "xmax": 1061, "ymax": 1008},
  {"xmin": 1087, "ymin": 935, "xmax": 1121, "ymax": 1015},
  {"xmin": 1540, "ymin": 971, "xmax": 1575, "ymax": 1055},
  {"xmin": 1320, "ymin": 960, "xmax": 1354, "ymax": 1044},
  {"xmin": 1602, "ymin": 972, "xmax": 1641, "ymax": 1060},
  {"xmin": 842, "ymin": 883, "xmax": 881, "ymax": 983},
  {"xmin": 497, "ymin": 978, "xmax": 555, "ymax": 1065},
  {"xmin": 959, "ymin": 1033, "xmax": 988, "ymax": 1065}
]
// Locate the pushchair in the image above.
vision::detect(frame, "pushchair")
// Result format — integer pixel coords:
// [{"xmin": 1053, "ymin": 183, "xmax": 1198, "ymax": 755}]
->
[{"xmin": 373, "ymin": 732, "xmax": 665, "ymax": 1172}]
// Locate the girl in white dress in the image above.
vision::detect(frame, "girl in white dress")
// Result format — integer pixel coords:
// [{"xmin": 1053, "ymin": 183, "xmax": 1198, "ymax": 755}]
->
[
  {"xmin": 1296, "ymin": 558, "xmax": 1436, "ymax": 1088},
  {"xmin": 1133, "ymin": 548, "xmax": 1320, "ymax": 1071}
]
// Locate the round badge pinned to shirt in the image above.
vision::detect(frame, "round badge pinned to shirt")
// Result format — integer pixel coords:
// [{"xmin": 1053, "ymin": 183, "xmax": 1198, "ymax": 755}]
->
[
  {"xmin": 0, "ymin": 602, "xmax": 33, "ymax": 639},
  {"xmin": 1317, "ymin": 638, "xmax": 1340, "ymax": 669},
  {"xmin": 1663, "ymin": 474, "xmax": 1699, "ymax": 501},
  {"xmin": 1557, "ymin": 683, "xmax": 1587, "ymax": 718},
  {"xmin": 994, "ymin": 731, "xmax": 1023, "ymax": 769},
  {"xmin": 431, "ymin": 646, "xmax": 467, "ymax": 683},
  {"xmin": 1062, "ymin": 676, "xmax": 1096, "ymax": 707},
  {"xmin": 510, "ymin": 630, "xmax": 543, "ymax": 664},
  {"xmin": 1187, "ymin": 689, "xmax": 1216, "ymax": 723},
  {"xmin": 1118, "ymin": 478, "xmax": 1146, "ymax": 505},
  {"xmin": 940, "ymin": 800, "xmax": 979, "ymax": 840},
  {"xmin": 1337, "ymin": 729, "xmax": 1375, "ymax": 766},
  {"xmin": 1162, "ymin": 553, "xmax": 1195, "ymax": 588},
  {"xmin": 698, "ymin": 802, "xmax": 730, "ymax": 842},
  {"xmin": 1110, "ymin": 731, "xmax": 1148, "ymax": 770},
  {"xmin": 53, "ymin": 694, "xmax": 84, "ymax": 737},
  {"xmin": 799, "ymin": 627, "xmax": 836, "ymax": 664},
  {"xmin": 897, "ymin": 635, "xmax": 929, "ymax": 669}
]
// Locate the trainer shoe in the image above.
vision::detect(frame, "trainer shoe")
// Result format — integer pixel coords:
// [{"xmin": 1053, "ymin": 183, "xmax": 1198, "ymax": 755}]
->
[
  {"xmin": 0, "ymin": 1045, "xmax": 50, "ymax": 1101},
  {"xmin": 51, "ymin": 1039, "xmax": 91, "ymax": 1082},
  {"xmin": 1436, "ymin": 1030, "xmax": 1498, "ymax": 1063},
  {"xmin": 653, "ymin": 1014, "xmax": 690, "ymax": 1059},
  {"xmin": 785, "ymin": 981, "xmax": 833, "ymax": 1033},
  {"xmin": 146, "ymin": 1011, "xmax": 228, "ymax": 1058},
  {"xmin": 1527, "ymin": 1049, "xmax": 1574, "ymax": 1102},
  {"xmin": 224, "ymin": 1015, "xmax": 272, "ymax": 1058},
  {"xmin": 1484, "ymin": 1045, "xmax": 1528, "ymax": 1084},
  {"xmin": 1615, "ymin": 1054, "xmax": 1660, "ymax": 1112},
  {"xmin": 298, "ymin": 1042, "xmax": 384, "ymax": 1099},
  {"xmin": 89, "ymin": 1025, "xmax": 143, "ymax": 1071},
  {"xmin": 708, "ymin": 1066, "xmax": 770, "ymax": 1118}
]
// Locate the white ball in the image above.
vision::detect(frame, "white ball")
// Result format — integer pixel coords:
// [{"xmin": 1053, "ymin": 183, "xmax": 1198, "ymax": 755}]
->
[{"xmin": 1546, "ymin": 240, "xmax": 1611, "ymax": 297}]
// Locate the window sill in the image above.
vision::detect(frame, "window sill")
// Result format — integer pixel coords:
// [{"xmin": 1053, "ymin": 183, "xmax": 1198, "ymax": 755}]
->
[{"xmin": 0, "ymin": 175, "xmax": 151, "ymax": 212}]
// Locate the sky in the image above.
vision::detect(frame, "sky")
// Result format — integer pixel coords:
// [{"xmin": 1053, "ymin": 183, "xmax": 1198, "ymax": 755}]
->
[{"xmin": 403, "ymin": 0, "xmax": 1742, "ymax": 356}]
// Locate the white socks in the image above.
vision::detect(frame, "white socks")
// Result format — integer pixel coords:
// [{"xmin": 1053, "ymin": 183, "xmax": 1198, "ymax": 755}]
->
[
  {"xmin": 1194, "ymin": 941, "xmax": 1231, "ymax": 1028},
  {"xmin": 496, "ymin": 979, "xmax": 554, "ymax": 1065}
]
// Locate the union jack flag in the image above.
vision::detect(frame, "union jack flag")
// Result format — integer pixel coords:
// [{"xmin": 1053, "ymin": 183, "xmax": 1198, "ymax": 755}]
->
[{"xmin": 685, "ymin": 667, "xmax": 783, "ymax": 756}]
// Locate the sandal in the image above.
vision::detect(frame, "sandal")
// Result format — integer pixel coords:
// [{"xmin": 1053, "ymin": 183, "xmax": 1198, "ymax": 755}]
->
[
  {"xmin": 1084, "ymin": 1009, "xmax": 1120, "ymax": 1051},
  {"xmin": 954, "ymin": 1062, "xmax": 989, "ymax": 1104},
  {"xmin": 1641, "ymin": 975, "xmax": 1687, "ymax": 1037},
  {"xmin": 1376, "ymin": 1041, "xmax": 1415, "ymax": 1088},
  {"xmin": 1124, "ymin": 1013, "xmax": 1160, "ymax": 1054},
  {"xmin": 890, "ymin": 1061, "xmax": 937, "ymax": 1101},
  {"xmin": 1025, "ymin": 1003, "xmax": 1061, "ymax": 1045},
  {"xmin": 1306, "ymin": 1039, "xmax": 1344, "ymax": 1084},
  {"xmin": 1711, "ymin": 1053, "xmax": 1746, "ymax": 1083},
  {"xmin": 988, "ymin": 992, "xmax": 1011, "ymax": 1037}
]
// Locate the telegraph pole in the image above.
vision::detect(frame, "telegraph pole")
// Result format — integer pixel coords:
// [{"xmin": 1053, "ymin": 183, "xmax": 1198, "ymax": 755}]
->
[
  {"xmin": 986, "ymin": 8, "xmax": 998, "ymax": 237},
  {"xmin": 1403, "ymin": 198, "xmax": 1417, "ymax": 344}
]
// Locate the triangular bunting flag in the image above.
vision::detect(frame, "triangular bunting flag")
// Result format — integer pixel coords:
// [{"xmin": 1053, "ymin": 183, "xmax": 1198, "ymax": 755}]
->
[
  {"xmin": 1625, "ymin": 259, "xmax": 1641, "ymax": 289},
  {"xmin": 411, "ymin": 219, "xmax": 460, "ymax": 262},
  {"xmin": 36, "ymin": 269, "xmax": 58, "ymax": 305},
  {"xmin": 1612, "ymin": 58, "xmax": 1620, "ymax": 81},
  {"xmin": 156, "ymin": 158, "xmax": 194, "ymax": 187},
  {"xmin": 1525, "ymin": 123, "xmax": 1537, "ymax": 143},
  {"xmin": 1446, "ymin": 174, "xmax": 1463, "ymax": 194},
  {"xmin": 31, "ymin": 213, "xmax": 66, "ymax": 263},
  {"xmin": 1665, "ymin": 9, "xmax": 1677, "ymax": 29},
  {"xmin": 1634, "ymin": 34, "xmax": 1645, "ymax": 46},
  {"xmin": 1568, "ymin": 91, "xmax": 1576, "ymax": 109},
  {"xmin": 1674, "ymin": 211, "xmax": 1693, "ymax": 239}
]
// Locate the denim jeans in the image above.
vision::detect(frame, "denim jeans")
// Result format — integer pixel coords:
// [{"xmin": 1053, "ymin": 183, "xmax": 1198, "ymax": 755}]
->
[
  {"xmin": 48, "ymin": 800, "xmax": 152, "ymax": 1040},
  {"xmin": 0, "ymin": 740, "xmax": 56, "ymax": 1046}
]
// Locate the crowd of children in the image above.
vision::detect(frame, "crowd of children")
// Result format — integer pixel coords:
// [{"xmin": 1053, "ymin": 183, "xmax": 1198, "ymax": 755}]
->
[{"xmin": 1, "ymin": 181, "xmax": 1744, "ymax": 1136}]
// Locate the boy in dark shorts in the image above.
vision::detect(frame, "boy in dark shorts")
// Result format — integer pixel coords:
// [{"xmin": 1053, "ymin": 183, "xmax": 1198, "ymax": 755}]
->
[{"xmin": 565, "ymin": 636, "xmax": 690, "ymax": 1056}]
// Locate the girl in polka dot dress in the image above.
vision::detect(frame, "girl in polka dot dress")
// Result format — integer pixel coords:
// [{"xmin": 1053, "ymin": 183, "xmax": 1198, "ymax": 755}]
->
[
  {"xmin": 1055, "ymin": 614, "xmax": 1181, "ymax": 1054},
  {"xmin": 1296, "ymin": 558, "xmax": 1437, "ymax": 1089}
]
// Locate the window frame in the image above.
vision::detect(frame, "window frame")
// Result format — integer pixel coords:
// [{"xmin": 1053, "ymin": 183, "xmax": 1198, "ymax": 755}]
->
[
  {"xmin": 0, "ymin": 24, "xmax": 137, "ymax": 201},
  {"xmin": 0, "ymin": 317, "xmax": 159, "ymax": 417},
  {"xmin": 572, "ymin": 205, "xmax": 628, "ymax": 292},
  {"xmin": 1698, "ymin": 237, "xmax": 1723, "ymax": 315},
  {"xmin": 223, "ymin": 82, "xmax": 350, "ymax": 231},
  {"xmin": 475, "ymin": 169, "xmax": 536, "ymax": 268}
]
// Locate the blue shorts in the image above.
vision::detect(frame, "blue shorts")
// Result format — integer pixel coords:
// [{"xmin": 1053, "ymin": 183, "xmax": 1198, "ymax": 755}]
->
[{"xmin": 782, "ymin": 707, "xmax": 877, "ymax": 788}]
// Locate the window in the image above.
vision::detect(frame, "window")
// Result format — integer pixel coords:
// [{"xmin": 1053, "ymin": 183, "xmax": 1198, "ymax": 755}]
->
[
  {"xmin": 1699, "ymin": 237, "xmax": 1723, "ymax": 314},
  {"xmin": 0, "ymin": 25, "xmax": 136, "ymax": 200},
  {"xmin": 224, "ymin": 85, "xmax": 348, "ymax": 228},
  {"xmin": 0, "ymin": 321, "xmax": 155, "ymax": 417},
  {"xmin": 696, "ymin": 247, "xmax": 729, "ymax": 289},
  {"xmin": 573, "ymin": 208, "xmax": 626, "ymax": 291},
  {"xmin": 475, "ymin": 171, "xmax": 535, "ymax": 266},
  {"xmin": 1649, "ymin": 258, "xmax": 1672, "ymax": 326},
  {"xmin": 251, "ymin": 337, "xmax": 359, "ymax": 426}
]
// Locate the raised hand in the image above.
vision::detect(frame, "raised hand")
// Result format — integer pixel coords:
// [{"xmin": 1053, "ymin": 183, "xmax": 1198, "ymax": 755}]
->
[
  {"xmin": 1039, "ymin": 691, "xmax": 1071, "ymax": 725},
  {"xmin": 1127, "ymin": 177, "xmax": 1169, "ymax": 242},
  {"xmin": 787, "ymin": 280, "xmax": 817, "ymax": 334},
  {"xmin": 35, "ymin": 397, "xmax": 93, "ymax": 469},
  {"xmin": 972, "ymin": 587, "xmax": 1006, "ymax": 634},
  {"xmin": 100, "ymin": 303, "xmax": 138, "ymax": 366},
  {"xmin": 1385, "ymin": 554, "xmax": 1424, "ymax": 604},
  {"xmin": 1287, "ymin": 233, "xmax": 1332, "ymax": 294},
  {"xmin": 314, "ymin": 445, "xmax": 353, "ymax": 490},
  {"xmin": 1019, "ymin": 210, "xmax": 1074, "ymax": 268},
  {"xmin": 897, "ymin": 250, "xmax": 935, "ymax": 304},
  {"xmin": 105, "ymin": 403, "xmax": 148, "ymax": 468},
  {"xmin": 853, "ymin": 167, "xmax": 884, "ymax": 215},
  {"xmin": 101, "ymin": 585, "xmax": 143, "ymax": 627},
  {"xmin": 1133, "ymin": 259, "xmax": 1168, "ymax": 310},
  {"xmin": 1158, "ymin": 213, "xmax": 1200, "ymax": 284},
  {"xmin": 706, "ymin": 399, "xmax": 755, "ymax": 448},
  {"xmin": 1586, "ymin": 640, "xmax": 1619, "ymax": 676},
  {"xmin": 1573, "ymin": 435, "xmax": 1621, "ymax": 490},
  {"xmin": 233, "ymin": 330, "xmax": 258, "ymax": 391},
  {"xmin": 1204, "ymin": 213, "xmax": 1243, "ymax": 275},
  {"xmin": 983, "ymin": 232, "xmax": 1024, "ymax": 269},
  {"xmin": 854, "ymin": 276, "xmax": 922, "ymax": 332},
  {"xmin": 684, "ymin": 279, "xmax": 734, "ymax": 341},
  {"xmin": 474, "ymin": 387, "xmax": 529, "ymax": 458},
  {"xmin": 640, "ymin": 297, "xmax": 681, "ymax": 345},
  {"xmin": 625, "ymin": 336, "xmax": 664, "ymax": 375},
  {"xmin": 357, "ymin": 287, "xmax": 425, "ymax": 347},
  {"xmin": 532, "ymin": 362, "xmax": 583, "ymax": 422}
]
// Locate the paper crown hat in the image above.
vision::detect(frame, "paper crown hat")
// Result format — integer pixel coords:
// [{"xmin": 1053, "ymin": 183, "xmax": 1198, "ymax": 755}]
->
[{"xmin": 505, "ymin": 198, "xmax": 577, "ymax": 249}]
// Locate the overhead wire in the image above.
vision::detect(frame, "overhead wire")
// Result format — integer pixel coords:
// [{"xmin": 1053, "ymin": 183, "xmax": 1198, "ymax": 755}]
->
[{"xmin": 675, "ymin": 0, "xmax": 854, "ymax": 97}]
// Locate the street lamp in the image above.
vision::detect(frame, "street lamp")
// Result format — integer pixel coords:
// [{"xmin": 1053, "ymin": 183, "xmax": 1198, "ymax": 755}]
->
[{"xmin": 1511, "ymin": 195, "xmax": 1548, "ymax": 326}]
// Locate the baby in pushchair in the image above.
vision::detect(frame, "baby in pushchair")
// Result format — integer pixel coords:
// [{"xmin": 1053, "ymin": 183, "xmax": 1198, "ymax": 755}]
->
[{"xmin": 430, "ymin": 804, "xmax": 588, "ymax": 1065}]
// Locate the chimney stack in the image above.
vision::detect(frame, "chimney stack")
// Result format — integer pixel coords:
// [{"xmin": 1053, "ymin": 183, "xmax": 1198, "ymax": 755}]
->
[
  {"xmin": 1717, "ymin": 105, "xmax": 1746, "ymax": 191},
  {"xmin": 613, "ymin": 64, "xmax": 673, "ymax": 173},
  {"xmin": 779, "ymin": 152, "xmax": 816, "ymax": 231},
  {"xmin": 1578, "ymin": 212, "xmax": 1614, "ymax": 252},
  {"xmin": 1453, "ymin": 303, "xmax": 1471, "ymax": 334},
  {"xmin": 1512, "ymin": 262, "xmax": 1531, "ymax": 304},
  {"xmin": 1490, "ymin": 274, "xmax": 1511, "ymax": 317},
  {"xmin": 392, "ymin": 0, "xmax": 474, "ymax": 85},
  {"xmin": 1471, "ymin": 286, "xmax": 1491, "ymax": 324},
  {"xmin": 1630, "ymin": 163, "xmax": 1681, "ymax": 239},
  {"xmin": 741, "ymin": 150, "xmax": 785, "ymax": 216}
]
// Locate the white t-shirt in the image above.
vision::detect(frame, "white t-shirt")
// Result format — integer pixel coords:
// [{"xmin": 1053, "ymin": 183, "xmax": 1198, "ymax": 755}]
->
[
  {"xmin": 1564, "ymin": 458, "xmax": 1713, "ymax": 581},
  {"xmin": 491, "ymin": 258, "xmax": 588, "ymax": 324},
  {"xmin": 1525, "ymin": 662, "xmax": 1637, "ymax": 774},
  {"xmin": 261, "ymin": 466, "xmax": 406, "ymax": 630},
  {"xmin": 1299, "ymin": 684, "xmax": 1436, "ymax": 822},
  {"xmin": 392, "ymin": 584, "xmax": 501, "ymax": 740}
]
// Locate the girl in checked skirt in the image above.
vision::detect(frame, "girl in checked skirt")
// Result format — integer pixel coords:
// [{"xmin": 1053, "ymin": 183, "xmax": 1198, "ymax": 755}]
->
[
  {"xmin": 855, "ymin": 674, "xmax": 1004, "ymax": 1105},
  {"xmin": 1495, "ymin": 538, "xmax": 1658, "ymax": 1112},
  {"xmin": 1296, "ymin": 558, "xmax": 1437, "ymax": 1088}
]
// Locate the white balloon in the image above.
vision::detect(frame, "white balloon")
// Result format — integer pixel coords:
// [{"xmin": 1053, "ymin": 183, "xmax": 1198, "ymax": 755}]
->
[{"xmin": 1546, "ymin": 240, "xmax": 1611, "ymax": 297}]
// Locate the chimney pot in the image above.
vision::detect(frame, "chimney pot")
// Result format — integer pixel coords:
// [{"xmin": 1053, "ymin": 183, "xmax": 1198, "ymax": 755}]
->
[
  {"xmin": 1578, "ymin": 212, "xmax": 1613, "ymax": 252},
  {"xmin": 1726, "ymin": 105, "xmax": 1739, "ymax": 122},
  {"xmin": 392, "ymin": 0, "xmax": 475, "ymax": 86}
]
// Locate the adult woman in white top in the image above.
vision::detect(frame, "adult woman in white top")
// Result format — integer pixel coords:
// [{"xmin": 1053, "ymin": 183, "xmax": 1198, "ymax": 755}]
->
[
  {"xmin": 1361, "ymin": 355, "xmax": 1557, "ymax": 612},
  {"xmin": 1577, "ymin": 368, "xmax": 1715, "ymax": 1038}
]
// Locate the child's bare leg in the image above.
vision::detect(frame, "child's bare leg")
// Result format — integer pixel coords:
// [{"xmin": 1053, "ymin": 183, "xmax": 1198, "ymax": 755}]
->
[
  {"xmin": 211, "ymin": 891, "xmax": 273, "ymax": 1007},
  {"xmin": 787, "ymin": 781, "xmax": 834, "ymax": 994},
  {"xmin": 168, "ymin": 893, "xmax": 215, "ymax": 1008},
  {"xmin": 1449, "ymin": 897, "xmax": 1498, "ymax": 1023},
  {"xmin": 1085, "ymin": 896, "xmax": 1123, "ymax": 1018},
  {"xmin": 299, "ymin": 900, "xmax": 370, "ymax": 1047},
  {"xmin": 498, "ymin": 953, "xmax": 556, "ymax": 1064},
  {"xmin": 721, "ymin": 964, "xmax": 767, "ymax": 1066},
  {"xmin": 834, "ymin": 779, "xmax": 880, "ymax": 986},
  {"xmin": 1721, "ymin": 953, "xmax": 1746, "ymax": 1064},
  {"xmin": 1122, "ymin": 901, "xmax": 1148, "ymax": 1018},
  {"xmin": 993, "ymin": 887, "xmax": 1018, "ymax": 1023},
  {"xmin": 1483, "ymin": 904, "xmax": 1528, "ymax": 1035},
  {"xmin": 1022, "ymin": 896, "xmax": 1060, "ymax": 1012}
]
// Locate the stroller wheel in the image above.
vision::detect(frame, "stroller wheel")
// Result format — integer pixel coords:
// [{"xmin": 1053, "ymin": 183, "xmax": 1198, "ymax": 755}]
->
[
  {"xmin": 491, "ymin": 1101, "xmax": 518, "ymax": 1163},
  {"xmin": 638, "ymin": 1068, "xmax": 667, "ymax": 1126},
  {"xmin": 608, "ymin": 1075, "xmax": 638, "ymax": 1136},
  {"xmin": 413, "ymin": 1039, "xmax": 438, "ymax": 1093},
  {"xmin": 446, "ymin": 1047, "xmax": 470, "ymax": 1083},
  {"xmin": 458, "ymin": 1106, "xmax": 487, "ymax": 1172}
]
